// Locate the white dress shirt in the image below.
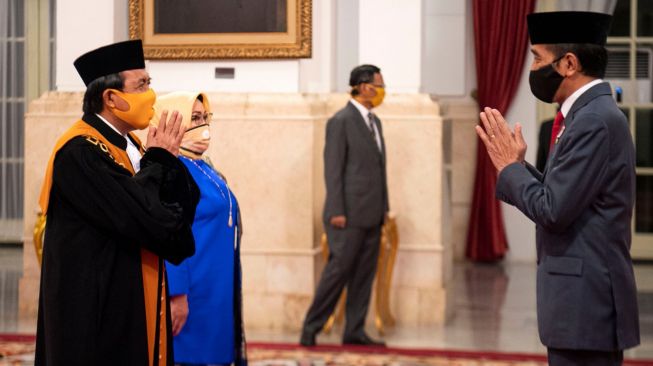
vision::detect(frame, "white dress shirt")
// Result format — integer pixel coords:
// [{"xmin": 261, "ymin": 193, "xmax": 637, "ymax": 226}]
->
[
  {"xmin": 350, "ymin": 98, "xmax": 382, "ymax": 151},
  {"xmin": 560, "ymin": 79, "xmax": 603, "ymax": 118},
  {"xmin": 95, "ymin": 114, "xmax": 142, "ymax": 172}
]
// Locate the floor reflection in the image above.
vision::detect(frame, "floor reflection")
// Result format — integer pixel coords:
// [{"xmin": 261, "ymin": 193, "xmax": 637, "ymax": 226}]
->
[
  {"xmin": 460, "ymin": 263, "xmax": 510, "ymax": 351},
  {"xmin": 0, "ymin": 245, "xmax": 20, "ymax": 334}
]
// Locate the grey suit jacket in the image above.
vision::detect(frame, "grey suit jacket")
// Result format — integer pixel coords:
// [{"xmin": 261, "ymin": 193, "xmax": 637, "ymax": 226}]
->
[
  {"xmin": 323, "ymin": 101, "xmax": 389, "ymax": 228},
  {"xmin": 496, "ymin": 82, "xmax": 640, "ymax": 351}
]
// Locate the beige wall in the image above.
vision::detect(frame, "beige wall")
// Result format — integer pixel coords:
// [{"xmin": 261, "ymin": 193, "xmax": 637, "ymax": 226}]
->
[{"xmin": 21, "ymin": 92, "xmax": 449, "ymax": 332}]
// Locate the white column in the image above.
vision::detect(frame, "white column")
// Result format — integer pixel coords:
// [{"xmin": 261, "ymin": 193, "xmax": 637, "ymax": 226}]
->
[
  {"xmin": 299, "ymin": 0, "xmax": 336, "ymax": 93},
  {"xmin": 334, "ymin": 0, "xmax": 360, "ymax": 92},
  {"xmin": 56, "ymin": 0, "xmax": 126, "ymax": 91},
  {"xmin": 421, "ymin": 0, "xmax": 467, "ymax": 96},
  {"xmin": 358, "ymin": 0, "xmax": 422, "ymax": 93}
]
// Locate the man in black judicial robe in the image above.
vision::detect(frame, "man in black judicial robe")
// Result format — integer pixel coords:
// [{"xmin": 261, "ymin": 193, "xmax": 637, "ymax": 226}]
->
[{"xmin": 35, "ymin": 40, "xmax": 199, "ymax": 366}]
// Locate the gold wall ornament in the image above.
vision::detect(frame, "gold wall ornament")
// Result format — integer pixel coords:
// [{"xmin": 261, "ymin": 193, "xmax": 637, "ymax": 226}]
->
[
  {"xmin": 375, "ymin": 214, "xmax": 398, "ymax": 334},
  {"xmin": 129, "ymin": 0, "xmax": 312, "ymax": 60},
  {"xmin": 319, "ymin": 214, "xmax": 399, "ymax": 335},
  {"xmin": 34, "ymin": 212, "xmax": 46, "ymax": 266}
]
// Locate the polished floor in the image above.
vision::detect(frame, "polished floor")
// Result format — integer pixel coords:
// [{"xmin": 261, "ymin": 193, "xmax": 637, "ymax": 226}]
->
[
  {"xmin": 1, "ymin": 245, "xmax": 652, "ymax": 361},
  {"xmin": 247, "ymin": 261, "xmax": 653, "ymax": 361}
]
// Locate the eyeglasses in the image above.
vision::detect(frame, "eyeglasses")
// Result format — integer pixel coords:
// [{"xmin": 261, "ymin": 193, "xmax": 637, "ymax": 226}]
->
[
  {"xmin": 366, "ymin": 82, "xmax": 385, "ymax": 88},
  {"xmin": 191, "ymin": 112, "xmax": 213, "ymax": 124}
]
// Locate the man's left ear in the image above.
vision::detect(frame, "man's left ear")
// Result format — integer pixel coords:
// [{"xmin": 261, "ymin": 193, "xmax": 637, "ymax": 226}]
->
[
  {"xmin": 563, "ymin": 53, "xmax": 580, "ymax": 77},
  {"xmin": 102, "ymin": 89, "xmax": 115, "ymax": 108}
]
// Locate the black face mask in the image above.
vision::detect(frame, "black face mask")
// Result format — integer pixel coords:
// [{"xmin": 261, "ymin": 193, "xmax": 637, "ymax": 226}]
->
[{"xmin": 529, "ymin": 57, "xmax": 564, "ymax": 103}]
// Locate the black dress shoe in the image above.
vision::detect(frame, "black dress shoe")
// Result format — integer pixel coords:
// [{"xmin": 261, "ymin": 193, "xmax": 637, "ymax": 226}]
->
[
  {"xmin": 299, "ymin": 331, "xmax": 316, "ymax": 347},
  {"xmin": 342, "ymin": 334, "xmax": 386, "ymax": 347}
]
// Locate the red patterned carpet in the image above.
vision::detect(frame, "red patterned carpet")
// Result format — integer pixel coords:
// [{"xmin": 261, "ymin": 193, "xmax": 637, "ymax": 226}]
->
[
  {"xmin": 248, "ymin": 342, "xmax": 549, "ymax": 366},
  {"xmin": 246, "ymin": 343, "xmax": 653, "ymax": 366},
  {"xmin": 0, "ymin": 335, "xmax": 34, "ymax": 365},
  {"xmin": 1, "ymin": 336, "xmax": 652, "ymax": 366}
]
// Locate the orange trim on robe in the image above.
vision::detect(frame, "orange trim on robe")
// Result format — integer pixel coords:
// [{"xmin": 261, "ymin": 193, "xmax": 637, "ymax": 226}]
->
[{"xmin": 39, "ymin": 119, "xmax": 167, "ymax": 366}]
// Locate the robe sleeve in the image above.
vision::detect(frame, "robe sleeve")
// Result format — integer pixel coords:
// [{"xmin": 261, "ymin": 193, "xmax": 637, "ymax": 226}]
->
[{"xmin": 51, "ymin": 137, "xmax": 199, "ymax": 264}]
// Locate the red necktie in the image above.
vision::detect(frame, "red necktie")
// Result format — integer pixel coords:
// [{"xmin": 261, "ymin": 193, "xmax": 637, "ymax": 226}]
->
[{"xmin": 549, "ymin": 111, "xmax": 564, "ymax": 152}]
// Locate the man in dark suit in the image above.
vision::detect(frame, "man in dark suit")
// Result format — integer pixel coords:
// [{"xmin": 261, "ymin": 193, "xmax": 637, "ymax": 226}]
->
[
  {"xmin": 300, "ymin": 64, "xmax": 388, "ymax": 347},
  {"xmin": 475, "ymin": 12, "xmax": 639, "ymax": 366}
]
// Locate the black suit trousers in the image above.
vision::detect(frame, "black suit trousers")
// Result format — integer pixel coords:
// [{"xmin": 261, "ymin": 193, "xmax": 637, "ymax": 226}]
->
[
  {"xmin": 302, "ymin": 224, "xmax": 382, "ymax": 339},
  {"xmin": 547, "ymin": 348, "xmax": 623, "ymax": 366}
]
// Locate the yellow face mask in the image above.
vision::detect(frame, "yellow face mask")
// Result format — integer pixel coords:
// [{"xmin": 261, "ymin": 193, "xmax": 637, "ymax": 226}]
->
[
  {"xmin": 370, "ymin": 86, "xmax": 385, "ymax": 108},
  {"xmin": 108, "ymin": 88, "xmax": 157, "ymax": 130}
]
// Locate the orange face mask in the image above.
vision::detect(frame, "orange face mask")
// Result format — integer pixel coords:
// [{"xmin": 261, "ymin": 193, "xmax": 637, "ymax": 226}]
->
[
  {"xmin": 108, "ymin": 88, "xmax": 157, "ymax": 130},
  {"xmin": 370, "ymin": 86, "xmax": 385, "ymax": 108}
]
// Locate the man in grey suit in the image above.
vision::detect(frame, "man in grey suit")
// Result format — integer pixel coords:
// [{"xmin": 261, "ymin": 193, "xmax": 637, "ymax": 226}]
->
[
  {"xmin": 300, "ymin": 64, "xmax": 388, "ymax": 347},
  {"xmin": 475, "ymin": 12, "xmax": 639, "ymax": 366}
]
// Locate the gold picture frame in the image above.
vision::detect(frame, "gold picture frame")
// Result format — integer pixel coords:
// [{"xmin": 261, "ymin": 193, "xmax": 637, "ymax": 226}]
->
[{"xmin": 128, "ymin": 0, "xmax": 312, "ymax": 59}]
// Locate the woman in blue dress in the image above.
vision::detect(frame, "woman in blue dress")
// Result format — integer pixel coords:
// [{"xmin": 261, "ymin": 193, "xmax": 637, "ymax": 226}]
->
[{"xmin": 152, "ymin": 91, "xmax": 247, "ymax": 366}]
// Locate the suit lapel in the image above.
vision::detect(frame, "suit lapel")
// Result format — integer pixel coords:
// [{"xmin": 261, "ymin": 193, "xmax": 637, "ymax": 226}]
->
[
  {"xmin": 566, "ymin": 82, "xmax": 613, "ymax": 120},
  {"xmin": 370, "ymin": 114, "xmax": 386, "ymax": 161},
  {"xmin": 346, "ymin": 102, "xmax": 383, "ymax": 157},
  {"xmin": 542, "ymin": 82, "xmax": 612, "ymax": 177}
]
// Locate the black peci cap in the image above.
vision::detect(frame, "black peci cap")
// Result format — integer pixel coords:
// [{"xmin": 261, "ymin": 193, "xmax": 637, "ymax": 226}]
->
[
  {"xmin": 73, "ymin": 40, "xmax": 145, "ymax": 86},
  {"xmin": 527, "ymin": 11, "xmax": 612, "ymax": 46}
]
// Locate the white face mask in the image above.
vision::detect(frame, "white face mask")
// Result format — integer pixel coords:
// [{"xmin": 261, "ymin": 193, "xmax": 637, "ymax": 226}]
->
[{"xmin": 180, "ymin": 124, "xmax": 210, "ymax": 159}]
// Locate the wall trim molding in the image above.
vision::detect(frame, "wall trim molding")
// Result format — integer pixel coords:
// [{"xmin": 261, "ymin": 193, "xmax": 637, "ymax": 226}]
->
[{"xmin": 241, "ymin": 246, "xmax": 323, "ymax": 256}]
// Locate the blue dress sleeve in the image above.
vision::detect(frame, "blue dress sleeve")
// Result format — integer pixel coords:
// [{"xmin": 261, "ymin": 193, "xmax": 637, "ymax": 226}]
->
[{"xmin": 166, "ymin": 259, "xmax": 191, "ymax": 296}]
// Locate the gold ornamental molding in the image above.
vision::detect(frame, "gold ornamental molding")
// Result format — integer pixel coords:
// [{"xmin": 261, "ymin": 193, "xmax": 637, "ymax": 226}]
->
[
  {"xmin": 129, "ymin": 0, "xmax": 312, "ymax": 60},
  {"xmin": 34, "ymin": 212, "xmax": 46, "ymax": 266}
]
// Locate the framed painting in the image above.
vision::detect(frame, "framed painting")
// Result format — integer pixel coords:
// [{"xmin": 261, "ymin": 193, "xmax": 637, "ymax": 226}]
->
[{"xmin": 128, "ymin": 0, "xmax": 312, "ymax": 59}]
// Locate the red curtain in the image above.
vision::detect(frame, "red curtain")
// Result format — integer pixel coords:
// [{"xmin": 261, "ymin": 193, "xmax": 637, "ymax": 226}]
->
[{"xmin": 466, "ymin": 0, "xmax": 535, "ymax": 262}]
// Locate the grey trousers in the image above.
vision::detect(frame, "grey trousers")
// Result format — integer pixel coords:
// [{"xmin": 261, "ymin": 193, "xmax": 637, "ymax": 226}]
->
[
  {"xmin": 301, "ymin": 224, "xmax": 381, "ymax": 339},
  {"xmin": 547, "ymin": 347, "xmax": 623, "ymax": 366}
]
